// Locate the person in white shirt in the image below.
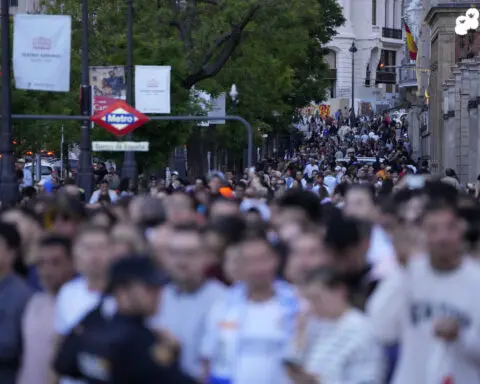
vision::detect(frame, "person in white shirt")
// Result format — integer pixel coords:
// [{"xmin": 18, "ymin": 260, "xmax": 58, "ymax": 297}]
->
[
  {"xmin": 344, "ymin": 183, "xmax": 396, "ymax": 279},
  {"xmin": 150, "ymin": 223, "xmax": 226, "ymax": 379},
  {"xmin": 16, "ymin": 158, "xmax": 33, "ymax": 189},
  {"xmin": 323, "ymin": 170, "xmax": 337, "ymax": 196},
  {"xmin": 367, "ymin": 198, "xmax": 480, "ymax": 384},
  {"xmin": 201, "ymin": 233, "xmax": 299, "ymax": 384},
  {"xmin": 53, "ymin": 226, "xmax": 115, "ymax": 384},
  {"xmin": 286, "ymin": 266, "xmax": 384, "ymax": 384},
  {"xmin": 89, "ymin": 180, "xmax": 118, "ymax": 204},
  {"xmin": 303, "ymin": 158, "xmax": 319, "ymax": 179}
]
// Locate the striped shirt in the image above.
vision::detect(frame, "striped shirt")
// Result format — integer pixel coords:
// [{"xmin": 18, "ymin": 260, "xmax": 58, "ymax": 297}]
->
[{"xmin": 304, "ymin": 309, "xmax": 385, "ymax": 384}]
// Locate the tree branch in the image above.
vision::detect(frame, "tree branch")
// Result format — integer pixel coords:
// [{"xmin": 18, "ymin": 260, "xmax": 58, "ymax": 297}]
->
[{"xmin": 182, "ymin": 4, "xmax": 261, "ymax": 88}]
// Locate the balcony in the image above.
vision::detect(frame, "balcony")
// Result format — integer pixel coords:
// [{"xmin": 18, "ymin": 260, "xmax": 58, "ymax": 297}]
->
[
  {"xmin": 382, "ymin": 27, "xmax": 402, "ymax": 40},
  {"xmin": 376, "ymin": 71, "xmax": 397, "ymax": 84},
  {"xmin": 399, "ymin": 63, "xmax": 418, "ymax": 88}
]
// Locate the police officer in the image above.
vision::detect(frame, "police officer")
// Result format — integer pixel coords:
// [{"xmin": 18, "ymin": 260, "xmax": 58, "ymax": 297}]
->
[{"xmin": 55, "ymin": 256, "xmax": 199, "ymax": 384}]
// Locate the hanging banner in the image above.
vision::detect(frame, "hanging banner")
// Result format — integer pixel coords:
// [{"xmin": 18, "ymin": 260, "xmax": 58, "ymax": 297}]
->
[
  {"xmin": 208, "ymin": 93, "xmax": 226, "ymax": 125},
  {"xmin": 89, "ymin": 66, "xmax": 126, "ymax": 114},
  {"xmin": 135, "ymin": 65, "xmax": 171, "ymax": 114},
  {"xmin": 13, "ymin": 14, "xmax": 72, "ymax": 92}
]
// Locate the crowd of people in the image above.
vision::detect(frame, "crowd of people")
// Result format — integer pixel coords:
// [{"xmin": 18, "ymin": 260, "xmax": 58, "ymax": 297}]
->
[{"xmin": 2, "ymin": 112, "xmax": 480, "ymax": 384}]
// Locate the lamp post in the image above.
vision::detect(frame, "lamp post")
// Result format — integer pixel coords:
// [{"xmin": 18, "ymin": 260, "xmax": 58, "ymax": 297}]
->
[
  {"xmin": 77, "ymin": 0, "xmax": 94, "ymax": 200},
  {"xmin": 229, "ymin": 84, "xmax": 239, "ymax": 111},
  {"xmin": 0, "ymin": 0, "xmax": 18, "ymax": 206},
  {"xmin": 121, "ymin": 0, "xmax": 137, "ymax": 183},
  {"xmin": 349, "ymin": 41, "xmax": 357, "ymax": 128},
  {"xmin": 455, "ymin": 8, "xmax": 479, "ymax": 60}
]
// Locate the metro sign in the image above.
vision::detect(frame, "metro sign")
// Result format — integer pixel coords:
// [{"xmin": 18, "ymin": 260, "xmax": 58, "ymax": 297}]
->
[{"xmin": 90, "ymin": 100, "xmax": 149, "ymax": 136}]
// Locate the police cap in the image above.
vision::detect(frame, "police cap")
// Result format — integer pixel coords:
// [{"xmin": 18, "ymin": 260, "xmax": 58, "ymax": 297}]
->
[{"xmin": 108, "ymin": 255, "xmax": 168, "ymax": 291}]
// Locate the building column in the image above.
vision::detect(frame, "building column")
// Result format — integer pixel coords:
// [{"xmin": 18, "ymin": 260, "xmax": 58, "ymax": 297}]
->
[
  {"xmin": 468, "ymin": 60, "xmax": 480, "ymax": 181},
  {"xmin": 459, "ymin": 64, "xmax": 471, "ymax": 182},
  {"xmin": 452, "ymin": 66, "xmax": 462, "ymax": 176}
]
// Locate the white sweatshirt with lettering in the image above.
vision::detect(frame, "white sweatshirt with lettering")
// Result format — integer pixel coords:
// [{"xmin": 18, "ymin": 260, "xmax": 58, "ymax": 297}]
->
[{"xmin": 367, "ymin": 257, "xmax": 480, "ymax": 384}]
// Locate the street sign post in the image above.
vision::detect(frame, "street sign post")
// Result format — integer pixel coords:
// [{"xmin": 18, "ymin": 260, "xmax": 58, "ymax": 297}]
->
[
  {"xmin": 92, "ymin": 141, "xmax": 149, "ymax": 152},
  {"xmin": 90, "ymin": 100, "xmax": 149, "ymax": 136}
]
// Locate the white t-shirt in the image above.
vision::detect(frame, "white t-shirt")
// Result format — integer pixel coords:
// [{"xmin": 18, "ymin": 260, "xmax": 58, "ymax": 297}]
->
[
  {"xmin": 235, "ymin": 299, "xmax": 290, "ymax": 384},
  {"xmin": 202, "ymin": 297, "xmax": 291, "ymax": 384},
  {"xmin": 367, "ymin": 257, "xmax": 480, "ymax": 384},
  {"xmin": 55, "ymin": 277, "xmax": 102, "ymax": 384}
]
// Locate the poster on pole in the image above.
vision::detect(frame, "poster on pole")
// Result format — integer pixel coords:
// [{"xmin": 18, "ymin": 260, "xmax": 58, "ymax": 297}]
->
[
  {"xmin": 135, "ymin": 65, "xmax": 171, "ymax": 114},
  {"xmin": 208, "ymin": 93, "xmax": 226, "ymax": 124},
  {"xmin": 89, "ymin": 66, "xmax": 127, "ymax": 114},
  {"xmin": 13, "ymin": 14, "xmax": 72, "ymax": 92}
]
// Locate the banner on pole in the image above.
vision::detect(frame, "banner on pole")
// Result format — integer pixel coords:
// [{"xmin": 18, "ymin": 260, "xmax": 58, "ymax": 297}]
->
[
  {"xmin": 13, "ymin": 14, "xmax": 72, "ymax": 92},
  {"xmin": 135, "ymin": 66, "xmax": 171, "ymax": 114},
  {"xmin": 209, "ymin": 93, "xmax": 226, "ymax": 125},
  {"xmin": 89, "ymin": 66, "xmax": 127, "ymax": 114},
  {"xmin": 92, "ymin": 141, "xmax": 149, "ymax": 152}
]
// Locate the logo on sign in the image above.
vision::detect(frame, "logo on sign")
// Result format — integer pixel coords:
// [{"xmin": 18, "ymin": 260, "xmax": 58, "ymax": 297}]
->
[
  {"xmin": 90, "ymin": 100, "xmax": 149, "ymax": 137},
  {"xmin": 32, "ymin": 37, "xmax": 51, "ymax": 50},
  {"xmin": 101, "ymin": 108, "xmax": 138, "ymax": 131},
  {"xmin": 147, "ymin": 78, "xmax": 159, "ymax": 88}
]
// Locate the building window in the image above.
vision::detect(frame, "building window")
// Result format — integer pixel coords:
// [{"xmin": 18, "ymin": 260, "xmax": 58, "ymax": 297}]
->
[
  {"xmin": 379, "ymin": 49, "xmax": 397, "ymax": 71},
  {"xmin": 9, "ymin": 0, "xmax": 18, "ymax": 6},
  {"xmin": 372, "ymin": 0, "xmax": 377, "ymax": 25}
]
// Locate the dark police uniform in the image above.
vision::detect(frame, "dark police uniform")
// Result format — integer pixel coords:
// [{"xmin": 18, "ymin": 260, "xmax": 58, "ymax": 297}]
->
[{"xmin": 55, "ymin": 256, "xmax": 199, "ymax": 384}]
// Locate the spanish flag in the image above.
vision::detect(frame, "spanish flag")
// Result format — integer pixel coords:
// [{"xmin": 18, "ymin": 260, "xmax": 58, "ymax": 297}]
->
[{"xmin": 404, "ymin": 21, "xmax": 418, "ymax": 60}]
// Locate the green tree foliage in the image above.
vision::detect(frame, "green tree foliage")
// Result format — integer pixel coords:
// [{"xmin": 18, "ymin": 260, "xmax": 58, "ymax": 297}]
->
[{"xmin": 9, "ymin": 0, "xmax": 343, "ymax": 168}]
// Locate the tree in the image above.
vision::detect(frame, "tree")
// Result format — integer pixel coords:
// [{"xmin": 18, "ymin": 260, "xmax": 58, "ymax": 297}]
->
[{"xmin": 9, "ymin": 0, "xmax": 343, "ymax": 171}]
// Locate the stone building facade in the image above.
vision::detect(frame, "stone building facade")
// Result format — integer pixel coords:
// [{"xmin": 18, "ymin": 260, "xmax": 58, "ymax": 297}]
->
[
  {"xmin": 443, "ymin": 58, "xmax": 480, "ymax": 182},
  {"xmin": 423, "ymin": 0, "xmax": 480, "ymax": 175},
  {"xmin": 324, "ymin": 0, "xmax": 405, "ymax": 107}
]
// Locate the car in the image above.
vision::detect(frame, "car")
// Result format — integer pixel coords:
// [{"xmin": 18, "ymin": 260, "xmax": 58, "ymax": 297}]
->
[{"xmin": 24, "ymin": 161, "xmax": 54, "ymax": 181}]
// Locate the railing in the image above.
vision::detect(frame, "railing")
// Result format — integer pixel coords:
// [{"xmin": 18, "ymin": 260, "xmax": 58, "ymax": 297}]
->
[
  {"xmin": 382, "ymin": 27, "xmax": 402, "ymax": 39},
  {"xmin": 376, "ymin": 71, "xmax": 397, "ymax": 84},
  {"xmin": 399, "ymin": 63, "xmax": 418, "ymax": 87}
]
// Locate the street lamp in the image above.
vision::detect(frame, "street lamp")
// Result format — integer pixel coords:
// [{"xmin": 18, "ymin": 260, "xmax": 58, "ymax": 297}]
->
[
  {"xmin": 229, "ymin": 84, "xmax": 239, "ymax": 111},
  {"xmin": 455, "ymin": 8, "xmax": 479, "ymax": 59},
  {"xmin": 349, "ymin": 41, "xmax": 357, "ymax": 128},
  {"xmin": 0, "ymin": 0, "xmax": 18, "ymax": 206},
  {"xmin": 121, "ymin": 0, "xmax": 137, "ymax": 184}
]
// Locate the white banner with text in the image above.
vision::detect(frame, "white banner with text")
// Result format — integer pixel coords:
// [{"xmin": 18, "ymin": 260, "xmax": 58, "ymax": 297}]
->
[
  {"xmin": 92, "ymin": 141, "xmax": 150, "ymax": 152},
  {"xmin": 13, "ymin": 14, "xmax": 72, "ymax": 92},
  {"xmin": 135, "ymin": 66, "xmax": 171, "ymax": 114}
]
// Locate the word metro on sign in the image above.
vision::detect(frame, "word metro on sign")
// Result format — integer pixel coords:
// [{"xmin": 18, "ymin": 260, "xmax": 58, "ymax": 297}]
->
[
  {"xmin": 92, "ymin": 141, "xmax": 149, "ymax": 152},
  {"xmin": 90, "ymin": 100, "xmax": 149, "ymax": 136}
]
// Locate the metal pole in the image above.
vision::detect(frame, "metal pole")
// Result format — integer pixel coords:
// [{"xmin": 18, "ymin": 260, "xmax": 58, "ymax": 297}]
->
[
  {"xmin": 60, "ymin": 125, "xmax": 64, "ymax": 178},
  {"xmin": 6, "ymin": 114, "xmax": 255, "ymax": 167},
  {"xmin": 77, "ymin": 0, "xmax": 94, "ymax": 200},
  {"xmin": 0, "ymin": 0, "xmax": 18, "ymax": 206},
  {"xmin": 121, "ymin": 0, "xmax": 137, "ymax": 182},
  {"xmin": 351, "ymin": 53, "xmax": 354, "ymax": 127},
  {"xmin": 349, "ymin": 42, "xmax": 357, "ymax": 129}
]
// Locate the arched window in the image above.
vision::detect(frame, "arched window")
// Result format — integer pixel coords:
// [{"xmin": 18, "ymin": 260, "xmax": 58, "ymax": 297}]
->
[{"xmin": 324, "ymin": 50, "xmax": 337, "ymax": 98}]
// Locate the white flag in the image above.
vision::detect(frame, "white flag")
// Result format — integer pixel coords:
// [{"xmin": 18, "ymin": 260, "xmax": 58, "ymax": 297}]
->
[
  {"xmin": 13, "ymin": 14, "xmax": 72, "ymax": 92},
  {"xmin": 135, "ymin": 66, "xmax": 171, "ymax": 114}
]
